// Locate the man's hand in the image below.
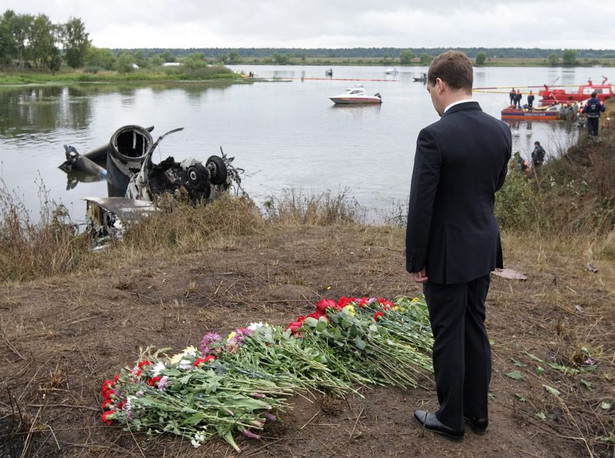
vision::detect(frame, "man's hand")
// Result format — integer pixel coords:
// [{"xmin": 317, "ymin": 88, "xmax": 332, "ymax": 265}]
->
[{"xmin": 412, "ymin": 269, "xmax": 429, "ymax": 283}]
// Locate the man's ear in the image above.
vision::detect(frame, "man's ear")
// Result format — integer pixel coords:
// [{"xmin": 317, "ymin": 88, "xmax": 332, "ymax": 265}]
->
[{"xmin": 434, "ymin": 78, "xmax": 445, "ymax": 94}]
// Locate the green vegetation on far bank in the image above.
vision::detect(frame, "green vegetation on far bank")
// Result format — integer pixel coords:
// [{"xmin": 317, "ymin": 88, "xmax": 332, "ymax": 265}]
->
[{"xmin": 0, "ymin": 65, "xmax": 244, "ymax": 86}]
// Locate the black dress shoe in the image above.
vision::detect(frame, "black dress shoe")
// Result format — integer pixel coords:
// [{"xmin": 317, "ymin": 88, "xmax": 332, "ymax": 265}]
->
[
  {"xmin": 414, "ymin": 410, "xmax": 464, "ymax": 441},
  {"xmin": 465, "ymin": 416, "xmax": 488, "ymax": 434}
]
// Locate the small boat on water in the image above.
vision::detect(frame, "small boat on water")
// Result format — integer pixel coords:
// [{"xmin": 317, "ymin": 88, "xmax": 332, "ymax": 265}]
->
[
  {"xmin": 385, "ymin": 67, "xmax": 398, "ymax": 75},
  {"xmin": 329, "ymin": 86, "xmax": 382, "ymax": 104},
  {"xmin": 539, "ymin": 77, "xmax": 614, "ymax": 105},
  {"xmin": 500, "ymin": 103, "xmax": 578, "ymax": 121},
  {"xmin": 413, "ymin": 73, "xmax": 427, "ymax": 83}
]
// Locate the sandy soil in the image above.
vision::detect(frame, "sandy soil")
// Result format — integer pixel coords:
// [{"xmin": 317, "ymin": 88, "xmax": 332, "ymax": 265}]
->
[{"xmin": 1, "ymin": 225, "xmax": 613, "ymax": 457}]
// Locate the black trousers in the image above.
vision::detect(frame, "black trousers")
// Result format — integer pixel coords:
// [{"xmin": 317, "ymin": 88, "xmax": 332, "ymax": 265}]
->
[
  {"xmin": 423, "ymin": 274, "xmax": 492, "ymax": 430},
  {"xmin": 587, "ymin": 117, "xmax": 599, "ymax": 136}
]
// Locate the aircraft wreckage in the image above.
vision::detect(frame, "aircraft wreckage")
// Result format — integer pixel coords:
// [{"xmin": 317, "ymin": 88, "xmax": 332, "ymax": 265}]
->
[{"xmin": 59, "ymin": 125, "xmax": 242, "ymax": 244}]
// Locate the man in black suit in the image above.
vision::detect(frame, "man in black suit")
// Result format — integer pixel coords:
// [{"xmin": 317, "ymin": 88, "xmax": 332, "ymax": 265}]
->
[{"xmin": 406, "ymin": 51, "xmax": 512, "ymax": 441}]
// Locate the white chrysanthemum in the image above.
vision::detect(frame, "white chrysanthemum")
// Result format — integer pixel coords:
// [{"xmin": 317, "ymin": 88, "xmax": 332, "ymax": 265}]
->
[
  {"xmin": 248, "ymin": 322, "xmax": 265, "ymax": 331},
  {"xmin": 191, "ymin": 432, "xmax": 206, "ymax": 448},
  {"xmin": 178, "ymin": 359, "xmax": 193, "ymax": 371},
  {"xmin": 152, "ymin": 361, "xmax": 166, "ymax": 377}
]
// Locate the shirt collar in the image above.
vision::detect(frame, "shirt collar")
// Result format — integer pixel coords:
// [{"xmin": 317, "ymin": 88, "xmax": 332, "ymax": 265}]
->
[{"xmin": 444, "ymin": 99, "xmax": 477, "ymax": 113}]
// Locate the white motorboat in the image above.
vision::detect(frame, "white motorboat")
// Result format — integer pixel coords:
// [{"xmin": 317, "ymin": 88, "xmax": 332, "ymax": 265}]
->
[{"xmin": 329, "ymin": 86, "xmax": 382, "ymax": 104}]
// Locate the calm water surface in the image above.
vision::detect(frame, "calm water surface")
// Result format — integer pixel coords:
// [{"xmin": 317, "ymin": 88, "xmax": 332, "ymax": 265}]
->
[{"xmin": 0, "ymin": 65, "xmax": 600, "ymax": 223}]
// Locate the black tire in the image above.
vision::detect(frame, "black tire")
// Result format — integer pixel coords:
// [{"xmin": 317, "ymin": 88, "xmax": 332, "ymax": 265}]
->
[
  {"xmin": 206, "ymin": 155, "xmax": 228, "ymax": 185},
  {"xmin": 187, "ymin": 163, "xmax": 209, "ymax": 184}
]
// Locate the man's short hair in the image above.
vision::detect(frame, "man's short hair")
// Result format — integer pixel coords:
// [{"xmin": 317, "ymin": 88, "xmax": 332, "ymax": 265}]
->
[
  {"xmin": 591, "ymin": 91, "xmax": 597, "ymax": 97},
  {"xmin": 427, "ymin": 50, "xmax": 473, "ymax": 92}
]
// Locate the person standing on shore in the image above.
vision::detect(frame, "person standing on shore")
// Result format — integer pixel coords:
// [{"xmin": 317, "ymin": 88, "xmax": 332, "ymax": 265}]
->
[
  {"xmin": 582, "ymin": 92, "xmax": 606, "ymax": 137},
  {"xmin": 531, "ymin": 141, "xmax": 546, "ymax": 169},
  {"xmin": 406, "ymin": 50, "xmax": 512, "ymax": 441}
]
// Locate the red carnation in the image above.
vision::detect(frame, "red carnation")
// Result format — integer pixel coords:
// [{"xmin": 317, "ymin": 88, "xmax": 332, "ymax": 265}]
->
[
  {"xmin": 316, "ymin": 298, "xmax": 338, "ymax": 314},
  {"xmin": 374, "ymin": 311, "xmax": 384, "ymax": 321},
  {"xmin": 101, "ymin": 410, "xmax": 114, "ymax": 425},
  {"xmin": 195, "ymin": 355, "xmax": 216, "ymax": 367},
  {"xmin": 147, "ymin": 376, "xmax": 162, "ymax": 387}
]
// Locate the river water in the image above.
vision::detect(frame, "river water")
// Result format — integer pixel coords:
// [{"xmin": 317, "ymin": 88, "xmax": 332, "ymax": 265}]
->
[{"xmin": 0, "ymin": 65, "xmax": 598, "ymax": 223}]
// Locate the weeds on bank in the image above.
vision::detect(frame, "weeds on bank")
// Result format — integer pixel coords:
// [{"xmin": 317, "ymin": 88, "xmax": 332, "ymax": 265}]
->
[
  {"xmin": 0, "ymin": 180, "xmax": 90, "ymax": 282},
  {"xmin": 496, "ymin": 126, "xmax": 615, "ymax": 235},
  {"xmin": 0, "ymin": 186, "xmax": 367, "ymax": 283},
  {"xmin": 120, "ymin": 193, "xmax": 264, "ymax": 254},
  {"xmin": 263, "ymin": 188, "xmax": 365, "ymax": 226}
]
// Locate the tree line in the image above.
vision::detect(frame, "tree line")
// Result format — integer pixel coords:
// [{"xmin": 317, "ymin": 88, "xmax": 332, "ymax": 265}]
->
[
  {"xmin": 139, "ymin": 47, "xmax": 615, "ymax": 60},
  {"xmin": 1, "ymin": 10, "xmax": 90, "ymax": 70}
]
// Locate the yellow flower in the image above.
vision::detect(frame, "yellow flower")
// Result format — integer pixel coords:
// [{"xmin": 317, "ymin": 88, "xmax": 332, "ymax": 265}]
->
[
  {"xmin": 170, "ymin": 353, "xmax": 183, "ymax": 365},
  {"xmin": 227, "ymin": 331, "xmax": 237, "ymax": 341},
  {"xmin": 170, "ymin": 346, "xmax": 196, "ymax": 364},
  {"xmin": 343, "ymin": 305, "xmax": 356, "ymax": 316}
]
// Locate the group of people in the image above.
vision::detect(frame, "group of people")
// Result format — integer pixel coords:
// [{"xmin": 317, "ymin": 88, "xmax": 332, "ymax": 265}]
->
[
  {"xmin": 509, "ymin": 88, "xmax": 536, "ymax": 110},
  {"xmin": 509, "ymin": 88, "xmax": 522, "ymax": 108},
  {"xmin": 510, "ymin": 88, "xmax": 607, "ymax": 137},
  {"xmin": 513, "ymin": 141, "xmax": 546, "ymax": 176}
]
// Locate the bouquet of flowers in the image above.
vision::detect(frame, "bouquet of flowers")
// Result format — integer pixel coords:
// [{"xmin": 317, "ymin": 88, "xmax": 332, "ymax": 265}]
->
[
  {"xmin": 101, "ymin": 346, "xmax": 293, "ymax": 451},
  {"xmin": 200, "ymin": 322, "xmax": 359, "ymax": 397},
  {"xmin": 101, "ymin": 294, "xmax": 433, "ymax": 450},
  {"xmin": 294, "ymin": 295, "xmax": 433, "ymax": 389}
]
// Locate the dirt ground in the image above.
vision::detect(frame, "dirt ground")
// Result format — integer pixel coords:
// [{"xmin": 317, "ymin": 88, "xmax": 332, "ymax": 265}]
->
[{"xmin": 1, "ymin": 225, "xmax": 613, "ymax": 457}]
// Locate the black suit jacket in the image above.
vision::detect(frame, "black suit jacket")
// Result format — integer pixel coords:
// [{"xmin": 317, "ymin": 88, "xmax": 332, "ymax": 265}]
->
[{"xmin": 406, "ymin": 101, "xmax": 512, "ymax": 284}]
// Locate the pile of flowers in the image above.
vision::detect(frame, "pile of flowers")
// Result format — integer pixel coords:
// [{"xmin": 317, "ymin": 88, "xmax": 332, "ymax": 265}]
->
[{"xmin": 101, "ymin": 294, "xmax": 433, "ymax": 451}]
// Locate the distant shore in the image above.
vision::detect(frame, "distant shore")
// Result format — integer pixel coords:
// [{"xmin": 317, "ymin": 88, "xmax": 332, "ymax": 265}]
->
[{"xmin": 2, "ymin": 56, "xmax": 614, "ymax": 86}]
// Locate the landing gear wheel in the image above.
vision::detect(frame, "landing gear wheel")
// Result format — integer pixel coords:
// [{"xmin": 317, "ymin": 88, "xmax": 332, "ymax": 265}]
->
[{"xmin": 206, "ymin": 155, "xmax": 228, "ymax": 185}]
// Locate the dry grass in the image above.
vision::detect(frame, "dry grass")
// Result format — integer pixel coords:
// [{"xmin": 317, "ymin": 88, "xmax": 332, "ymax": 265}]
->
[
  {"xmin": 0, "ymin": 182, "xmax": 91, "ymax": 282},
  {"xmin": 263, "ymin": 188, "xmax": 365, "ymax": 226}
]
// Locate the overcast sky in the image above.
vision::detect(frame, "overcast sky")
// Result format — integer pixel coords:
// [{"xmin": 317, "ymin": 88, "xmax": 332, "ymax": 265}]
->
[{"xmin": 4, "ymin": 0, "xmax": 615, "ymax": 50}]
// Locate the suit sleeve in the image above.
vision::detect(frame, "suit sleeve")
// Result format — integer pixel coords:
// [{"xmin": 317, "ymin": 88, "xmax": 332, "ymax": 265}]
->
[
  {"xmin": 406, "ymin": 128, "xmax": 441, "ymax": 274},
  {"xmin": 495, "ymin": 127, "xmax": 512, "ymax": 191}
]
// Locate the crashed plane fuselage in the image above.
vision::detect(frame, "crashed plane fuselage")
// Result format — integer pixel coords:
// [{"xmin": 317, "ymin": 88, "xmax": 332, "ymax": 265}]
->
[
  {"xmin": 59, "ymin": 125, "xmax": 242, "ymax": 243},
  {"xmin": 59, "ymin": 125, "xmax": 239, "ymax": 202}
]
